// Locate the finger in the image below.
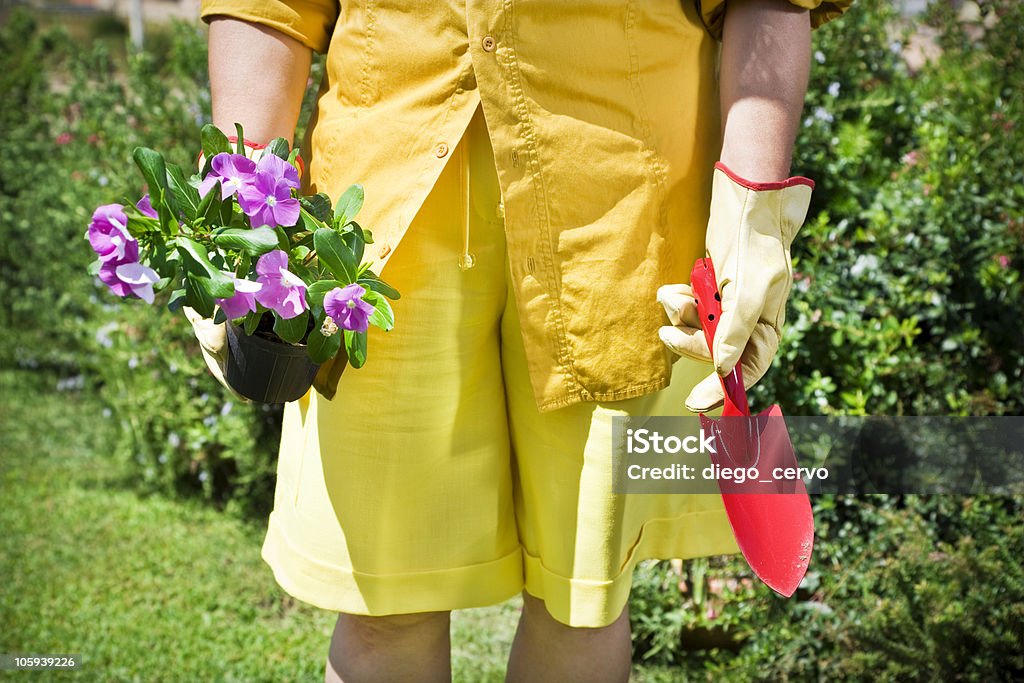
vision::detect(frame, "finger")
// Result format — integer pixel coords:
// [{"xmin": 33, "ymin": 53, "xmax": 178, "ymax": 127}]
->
[
  {"xmin": 685, "ymin": 371, "xmax": 725, "ymax": 413},
  {"xmin": 714, "ymin": 272, "xmax": 771, "ymax": 376},
  {"xmin": 313, "ymin": 355, "xmax": 346, "ymax": 400},
  {"xmin": 656, "ymin": 284, "xmax": 700, "ymax": 328},
  {"xmin": 736, "ymin": 323, "xmax": 780, "ymax": 389},
  {"xmin": 684, "ymin": 324, "xmax": 780, "ymax": 413},
  {"xmin": 659, "ymin": 325, "xmax": 713, "ymax": 363}
]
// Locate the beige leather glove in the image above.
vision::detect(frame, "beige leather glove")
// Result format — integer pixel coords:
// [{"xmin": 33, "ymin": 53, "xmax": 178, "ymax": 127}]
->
[
  {"xmin": 659, "ymin": 162, "xmax": 813, "ymax": 413},
  {"xmin": 183, "ymin": 305, "xmax": 250, "ymax": 403}
]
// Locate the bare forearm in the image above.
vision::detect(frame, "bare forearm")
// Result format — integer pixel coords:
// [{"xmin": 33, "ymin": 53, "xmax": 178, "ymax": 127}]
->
[
  {"xmin": 208, "ymin": 17, "xmax": 312, "ymax": 145},
  {"xmin": 718, "ymin": 0, "xmax": 811, "ymax": 182}
]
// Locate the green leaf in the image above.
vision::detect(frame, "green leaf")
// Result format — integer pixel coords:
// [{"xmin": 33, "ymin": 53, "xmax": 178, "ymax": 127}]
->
[
  {"xmin": 307, "ymin": 327, "xmax": 342, "ymax": 364},
  {"xmin": 273, "ymin": 310, "xmax": 309, "ymax": 344},
  {"xmin": 234, "ymin": 123, "xmax": 246, "ymax": 154},
  {"xmin": 211, "ymin": 226, "xmax": 279, "ymax": 256},
  {"xmin": 313, "ymin": 228, "xmax": 356, "ymax": 282},
  {"xmin": 133, "ymin": 147, "xmax": 167, "ymax": 194},
  {"xmin": 167, "ymin": 288, "xmax": 187, "ymax": 313},
  {"xmin": 184, "ymin": 272, "xmax": 215, "ymax": 318},
  {"xmin": 342, "ymin": 229, "xmax": 365, "ymax": 268},
  {"xmin": 306, "ymin": 279, "xmax": 344, "ymax": 306},
  {"xmin": 87, "ymin": 259, "xmax": 101, "ymax": 276},
  {"xmin": 235, "ymin": 252, "xmax": 252, "ymax": 278},
  {"xmin": 358, "ymin": 275, "xmax": 401, "ymax": 300},
  {"xmin": 347, "ymin": 222, "xmax": 374, "ymax": 245},
  {"xmin": 334, "ymin": 184, "xmax": 365, "ymax": 226},
  {"xmin": 290, "ymin": 260, "xmax": 317, "ymax": 284},
  {"xmin": 344, "ymin": 329, "xmax": 367, "ymax": 368},
  {"xmin": 266, "ymin": 137, "xmax": 290, "ymax": 160},
  {"xmin": 133, "ymin": 147, "xmax": 178, "ymax": 232},
  {"xmin": 201, "ymin": 124, "xmax": 230, "ymax": 160},
  {"xmin": 362, "ymin": 290, "xmax": 395, "ymax": 331},
  {"xmin": 126, "ymin": 213, "xmax": 159, "ymax": 235},
  {"xmin": 177, "ymin": 237, "xmax": 235, "ymax": 298},
  {"xmin": 197, "ymin": 180, "xmax": 223, "ymax": 224},
  {"xmin": 300, "ymin": 193, "xmax": 334, "ymax": 224},
  {"xmin": 166, "ymin": 163, "xmax": 201, "ymax": 221},
  {"xmin": 243, "ymin": 309, "xmax": 262, "ymax": 335}
]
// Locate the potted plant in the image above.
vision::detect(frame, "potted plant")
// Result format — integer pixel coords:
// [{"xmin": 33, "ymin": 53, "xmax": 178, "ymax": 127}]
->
[{"xmin": 85, "ymin": 124, "xmax": 399, "ymax": 403}]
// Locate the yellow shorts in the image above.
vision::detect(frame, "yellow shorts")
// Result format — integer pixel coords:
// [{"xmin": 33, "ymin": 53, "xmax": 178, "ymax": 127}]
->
[{"xmin": 260, "ymin": 105, "xmax": 738, "ymax": 628}]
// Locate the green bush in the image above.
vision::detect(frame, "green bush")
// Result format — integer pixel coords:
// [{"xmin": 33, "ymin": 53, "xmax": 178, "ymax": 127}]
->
[
  {"xmin": 0, "ymin": 13, "xmax": 286, "ymax": 516},
  {"xmin": 630, "ymin": 495, "xmax": 1024, "ymax": 680},
  {"xmin": 754, "ymin": 0, "xmax": 1024, "ymax": 416},
  {"xmin": 630, "ymin": 0, "xmax": 1024, "ymax": 677}
]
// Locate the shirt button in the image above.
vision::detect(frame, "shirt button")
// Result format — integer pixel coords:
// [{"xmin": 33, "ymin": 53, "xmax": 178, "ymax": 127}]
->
[
  {"xmin": 434, "ymin": 142, "xmax": 450, "ymax": 158},
  {"xmin": 482, "ymin": 35, "xmax": 496, "ymax": 52}
]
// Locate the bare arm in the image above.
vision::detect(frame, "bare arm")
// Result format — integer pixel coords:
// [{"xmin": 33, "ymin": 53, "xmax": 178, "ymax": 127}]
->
[
  {"xmin": 718, "ymin": 0, "xmax": 812, "ymax": 182},
  {"xmin": 207, "ymin": 17, "xmax": 313, "ymax": 145}
]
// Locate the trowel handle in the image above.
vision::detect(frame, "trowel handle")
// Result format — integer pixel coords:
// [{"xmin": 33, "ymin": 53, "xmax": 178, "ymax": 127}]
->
[{"xmin": 690, "ymin": 258, "xmax": 750, "ymax": 417}]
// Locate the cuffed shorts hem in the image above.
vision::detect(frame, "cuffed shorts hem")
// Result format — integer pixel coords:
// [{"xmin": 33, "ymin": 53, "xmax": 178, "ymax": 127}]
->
[
  {"xmin": 261, "ymin": 510, "xmax": 525, "ymax": 617},
  {"xmin": 523, "ymin": 507, "xmax": 737, "ymax": 628}
]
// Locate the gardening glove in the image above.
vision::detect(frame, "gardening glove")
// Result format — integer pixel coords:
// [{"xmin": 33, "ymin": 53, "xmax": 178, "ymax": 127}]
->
[
  {"xmin": 658, "ymin": 162, "xmax": 813, "ymax": 413},
  {"xmin": 313, "ymin": 355, "xmax": 346, "ymax": 401},
  {"xmin": 182, "ymin": 305, "xmax": 250, "ymax": 403}
]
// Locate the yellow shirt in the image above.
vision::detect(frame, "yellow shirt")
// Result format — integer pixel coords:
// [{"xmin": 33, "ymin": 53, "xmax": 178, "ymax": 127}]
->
[{"xmin": 200, "ymin": 0, "xmax": 851, "ymax": 412}]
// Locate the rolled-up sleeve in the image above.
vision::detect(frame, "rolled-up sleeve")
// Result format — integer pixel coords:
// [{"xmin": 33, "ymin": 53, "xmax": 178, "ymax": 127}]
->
[
  {"xmin": 200, "ymin": 0, "xmax": 339, "ymax": 54},
  {"xmin": 696, "ymin": 0, "xmax": 853, "ymax": 41}
]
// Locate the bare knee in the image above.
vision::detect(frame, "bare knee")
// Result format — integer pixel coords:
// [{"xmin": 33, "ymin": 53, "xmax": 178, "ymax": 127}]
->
[
  {"xmin": 326, "ymin": 611, "xmax": 451, "ymax": 683},
  {"xmin": 331, "ymin": 610, "xmax": 450, "ymax": 653}
]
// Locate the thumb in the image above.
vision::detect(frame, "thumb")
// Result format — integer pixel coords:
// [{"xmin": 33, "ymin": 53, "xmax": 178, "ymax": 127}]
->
[
  {"xmin": 685, "ymin": 371, "xmax": 725, "ymax": 414},
  {"xmin": 685, "ymin": 323, "xmax": 781, "ymax": 413}
]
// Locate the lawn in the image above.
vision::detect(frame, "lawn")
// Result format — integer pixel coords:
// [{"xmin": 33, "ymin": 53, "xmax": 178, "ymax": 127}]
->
[
  {"xmin": 0, "ymin": 369, "xmax": 527, "ymax": 682},
  {"xmin": 0, "ymin": 370, "xmax": 688, "ymax": 681}
]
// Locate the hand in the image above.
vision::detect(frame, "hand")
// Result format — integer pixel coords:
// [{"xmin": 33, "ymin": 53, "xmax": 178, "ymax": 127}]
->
[
  {"xmin": 182, "ymin": 305, "xmax": 250, "ymax": 403},
  {"xmin": 659, "ymin": 162, "xmax": 813, "ymax": 413}
]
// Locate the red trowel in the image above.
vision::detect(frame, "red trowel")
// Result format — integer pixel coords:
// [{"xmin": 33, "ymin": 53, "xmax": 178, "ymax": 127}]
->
[{"xmin": 690, "ymin": 258, "xmax": 814, "ymax": 597}]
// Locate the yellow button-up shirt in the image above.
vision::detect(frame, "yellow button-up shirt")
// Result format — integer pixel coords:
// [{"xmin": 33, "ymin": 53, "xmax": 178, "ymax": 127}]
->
[{"xmin": 200, "ymin": 0, "xmax": 850, "ymax": 412}]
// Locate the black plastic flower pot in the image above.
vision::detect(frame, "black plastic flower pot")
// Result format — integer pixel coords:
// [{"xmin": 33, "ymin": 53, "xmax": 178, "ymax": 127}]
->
[{"xmin": 224, "ymin": 320, "xmax": 322, "ymax": 404}]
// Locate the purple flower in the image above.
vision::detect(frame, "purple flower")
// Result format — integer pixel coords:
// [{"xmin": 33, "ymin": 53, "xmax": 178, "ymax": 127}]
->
[
  {"xmin": 87, "ymin": 204, "xmax": 135, "ymax": 263},
  {"xmin": 237, "ymin": 156, "xmax": 300, "ymax": 228},
  {"xmin": 216, "ymin": 276, "xmax": 262, "ymax": 319},
  {"xmin": 97, "ymin": 244, "xmax": 160, "ymax": 303},
  {"xmin": 136, "ymin": 194, "xmax": 157, "ymax": 219},
  {"xmin": 198, "ymin": 153, "xmax": 257, "ymax": 200},
  {"xmin": 254, "ymin": 250, "xmax": 308, "ymax": 319},
  {"xmin": 255, "ymin": 153, "xmax": 300, "ymax": 190},
  {"xmin": 324, "ymin": 283, "xmax": 374, "ymax": 333}
]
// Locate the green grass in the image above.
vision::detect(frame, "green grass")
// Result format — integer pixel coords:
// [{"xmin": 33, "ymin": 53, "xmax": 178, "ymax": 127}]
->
[
  {"xmin": 0, "ymin": 370, "xmax": 524, "ymax": 681},
  {"xmin": 0, "ymin": 369, "xmax": 692, "ymax": 681}
]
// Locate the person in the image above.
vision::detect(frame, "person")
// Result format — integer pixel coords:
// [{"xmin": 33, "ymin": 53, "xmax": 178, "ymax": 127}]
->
[{"xmin": 190, "ymin": 1, "xmax": 851, "ymax": 680}]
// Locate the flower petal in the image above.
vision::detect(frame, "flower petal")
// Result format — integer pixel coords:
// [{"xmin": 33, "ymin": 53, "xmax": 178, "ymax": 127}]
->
[
  {"xmin": 257, "ymin": 154, "xmax": 300, "ymax": 189},
  {"xmin": 256, "ymin": 250, "xmax": 289, "ymax": 277}
]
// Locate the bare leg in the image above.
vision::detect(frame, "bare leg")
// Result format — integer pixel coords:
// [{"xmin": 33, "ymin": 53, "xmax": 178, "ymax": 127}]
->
[
  {"xmin": 324, "ymin": 610, "xmax": 452, "ymax": 683},
  {"xmin": 505, "ymin": 592, "xmax": 632, "ymax": 683}
]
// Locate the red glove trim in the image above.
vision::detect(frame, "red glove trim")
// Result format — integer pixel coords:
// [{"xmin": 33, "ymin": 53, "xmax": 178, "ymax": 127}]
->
[
  {"xmin": 715, "ymin": 161, "xmax": 815, "ymax": 191},
  {"xmin": 226, "ymin": 135, "xmax": 266, "ymax": 151}
]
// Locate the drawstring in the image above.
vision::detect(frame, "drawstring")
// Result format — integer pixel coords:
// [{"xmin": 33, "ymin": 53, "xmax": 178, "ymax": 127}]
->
[{"xmin": 458, "ymin": 133, "xmax": 476, "ymax": 271}]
